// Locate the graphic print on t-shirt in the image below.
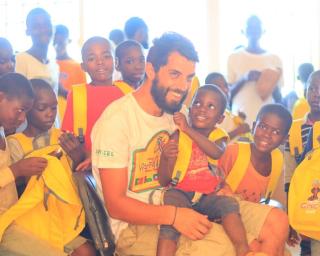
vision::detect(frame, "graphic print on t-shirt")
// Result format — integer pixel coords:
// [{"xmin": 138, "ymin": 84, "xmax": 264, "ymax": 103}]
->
[{"xmin": 129, "ymin": 130, "xmax": 170, "ymax": 193}]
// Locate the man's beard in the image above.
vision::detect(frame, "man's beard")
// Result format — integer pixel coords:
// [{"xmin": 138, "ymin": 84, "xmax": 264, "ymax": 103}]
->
[{"xmin": 151, "ymin": 77, "xmax": 187, "ymax": 114}]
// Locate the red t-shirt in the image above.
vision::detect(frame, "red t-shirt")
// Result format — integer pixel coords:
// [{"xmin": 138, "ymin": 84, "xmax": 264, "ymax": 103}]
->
[
  {"xmin": 176, "ymin": 142, "xmax": 221, "ymax": 194},
  {"xmin": 62, "ymin": 84, "xmax": 124, "ymax": 151}
]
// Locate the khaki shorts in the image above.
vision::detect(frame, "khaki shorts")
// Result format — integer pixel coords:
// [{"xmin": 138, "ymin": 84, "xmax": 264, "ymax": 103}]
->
[
  {"xmin": 0, "ymin": 223, "xmax": 87, "ymax": 256},
  {"xmin": 116, "ymin": 200, "xmax": 272, "ymax": 256}
]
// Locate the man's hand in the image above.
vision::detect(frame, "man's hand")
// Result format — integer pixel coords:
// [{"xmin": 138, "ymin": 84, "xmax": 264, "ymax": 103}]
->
[
  {"xmin": 287, "ymin": 226, "xmax": 300, "ymax": 247},
  {"xmin": 173, "ymin": 207, "xmax": 212, "ymax": 240},
  {"xmin": 173, "ymin": 112, "xmax": 189, "ymax": 132},
  {"xmin": 10, "ymin": 157, "xmax": 48, "ymax": 178}
]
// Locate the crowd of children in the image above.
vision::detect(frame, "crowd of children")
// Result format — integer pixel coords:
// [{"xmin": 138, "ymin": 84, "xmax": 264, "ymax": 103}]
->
[{"xmin": 0, "ymin": 6, "xmax": 319, "ymax": 256}]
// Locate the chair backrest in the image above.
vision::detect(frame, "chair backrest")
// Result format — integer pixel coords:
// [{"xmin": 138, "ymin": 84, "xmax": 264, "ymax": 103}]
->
[{"xmin": 73, "ymin": 171, "xmax": 115, "ymax": 256}]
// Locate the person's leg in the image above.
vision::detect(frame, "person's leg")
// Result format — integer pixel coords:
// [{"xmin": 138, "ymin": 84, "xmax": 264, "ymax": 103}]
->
[
  {"xmin": 197, "ymin": 195, "xmax": 250, "ymax": 256},
  {"xmin": 257, "ymin": 207, "xmax": 289, "ymax": 256},
  {"xmin": 157, "ymin": 189, "xmax": 193, "ymax": 256},
  {"xmin": 64, "ymin": 236, "xmax": 97, "ymax": 256}
]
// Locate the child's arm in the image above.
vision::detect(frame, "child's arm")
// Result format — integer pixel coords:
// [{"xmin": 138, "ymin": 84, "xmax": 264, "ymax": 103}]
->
[
  {"xmin": 228, "ymin": 123, "xmax": 250, "ymax": 140},
  {"xmin": 174, "ymin": 112, "xmax": 227, "ymax": 159},
  {"xmin": 158, "ymin": 132, "xmax": 179, "ymax": 187},
  {"xmin": 58, "ymin": 132, "xmax": 86, "ymax": 169}
]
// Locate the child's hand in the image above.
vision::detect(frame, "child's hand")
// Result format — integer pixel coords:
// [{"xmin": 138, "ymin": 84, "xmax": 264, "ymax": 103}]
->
[
  {"xmin": 173, "ymin": 112, "xmax": 189, "ymax": 132},
  {"xmin": 10, "ymin": 157, "xmax": 48, "ymax": 178},
  {"xmin": 75, "ymin": 157, "xmax": 92, "ymax": 172},
  {"xmin": 162, "ymin": 140, "xmax": 178, "ymax": 159},
  {"xmin": 287, "ymin": 226, "xmax": 300, "ymax": 247},
  {"xmin": 59, "ymin": 132, "xmax": 86, "ymax": 165}
]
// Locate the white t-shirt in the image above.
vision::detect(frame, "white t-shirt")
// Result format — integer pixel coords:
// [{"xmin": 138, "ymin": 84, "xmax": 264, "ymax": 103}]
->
[
  {"xmin": 91, "ymin": 93, "xmax": 176, "ymax": 239},
  {"xmin": 227, "ymin": 49, "xmax": 282, "ymax": 126}
]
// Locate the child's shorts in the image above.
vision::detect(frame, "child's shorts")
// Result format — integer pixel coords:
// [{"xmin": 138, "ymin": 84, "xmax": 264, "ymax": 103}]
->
[{"xmin": 159, "ymin": 188, "xmax": 239, "ymax": 241}]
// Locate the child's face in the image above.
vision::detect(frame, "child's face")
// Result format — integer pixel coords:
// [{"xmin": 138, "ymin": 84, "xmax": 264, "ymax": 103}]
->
[
  {"xmin": 189, "ymin": 89, "xmax": 224, "ymax": 131},
  {"xmin": 116, "ymin": 46, "xmax": 145, "ymax": 85},
  {"xmin": 0, "ymin": 94, "xmax": 33, "ymax": 131},
  {"xmin": 27, "ymin": 88, "xmax": 57, "ymax": 132},
  {"xmin": 307, "ymin": 76, "xmax": 320, "ymax": 113},
  {"xmin": 252, "ymin": 113, "xmax": 287, "ymax": 153},
  {"xmin": 27, "ymin": 13, "xmax": 53, "ymax": 47},
  {"xmin": 81, "ymin": 42, "xmax": 114, "ymax": 85},
  {"xmin": 53, "ymin": 34, "xmax": 68, "ymax": 56},
  {"xmin": 0, "ymin": 47, "xmax": 15, "ymax": 75}
]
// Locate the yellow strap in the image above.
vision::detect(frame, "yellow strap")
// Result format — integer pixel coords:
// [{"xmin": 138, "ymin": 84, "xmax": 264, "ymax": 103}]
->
[
  {"xmin": 72, "ymin": 83, "xmax": 87, "ymax": 136},
  {"xmin": 226, "ymin": 142, "xmax": 283, "ymax": 198},
  {"xmin": 114, "ymin": 80, "xmax": 134, "ymax": 95},
  {"xmin": 289, "ymin": 119, "xmax": 304, "ymax": 156},
  {"xmin": 171, "ymin": 128, "xmax": 229, "ymax": 184},
  {"xmin": 8, "ymin": 133, "xmax": 33, "ymax": 154},
  {"xmin": 184, "ymin": 76, "xmax": 200, "ymax": 107},
  {"xmin": 312, "ymin": 121, "xmax": 320, "ymax": 149}
]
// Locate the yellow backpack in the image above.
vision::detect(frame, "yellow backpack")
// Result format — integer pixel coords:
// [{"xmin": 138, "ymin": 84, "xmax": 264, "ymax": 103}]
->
[
  {"xmin": 289, "ymin": 120, "xmax": 320, "ymax": 157},
  {"xmin": 0, "ymin": 144, "xmax": 85, "ymax": 251},
  {"xmin": 288, "ymin": 146, "xmax": 320, "ymax": 240},
  {"xmin": 226, "ymin": 142, "xmax": 283, "ymax": 200},
  {"xmin": 292, "ymin": 98, "xmax": 310, "ymax": 120},
  {"xmin": 171, "ymin": 127, "xmax": 229, "ymax": 185},
  {"xmin": 72, "ymin": 82, "xmax": 133, "ymax": 138}
]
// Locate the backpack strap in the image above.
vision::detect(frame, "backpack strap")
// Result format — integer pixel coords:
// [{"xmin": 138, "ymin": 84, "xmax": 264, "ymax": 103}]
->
[
  {"xmin": 171, "ymin": 128, "xmax": 229, "ymax": 185},
  {"xmin": 8, "ymin": 133, "xmax": 33, "ymax": 155},
  {"xmin": 72, "ymin": 84, "xmax": 87, "ymax": 138},
  {"xmin": 226, "ymin": 142, "xmax": 251, "ymax": 191},
  {"xmin": 113, "ymin": 81, "xmax": 134, "ymax": 95},
  {"xmin": 289, "ymin": 118, "xmax": 304, "ymax": 156},
  {"xmin": 226, "ymin": 142, "xmax": 283, "ymax": 199},
  {"xmin": 312, "ymin": 121, "xmax": 320, "ymax": 149},
  {"xmin": 184, "ymin": 76, "xmax": 200, "ymax": 107}
]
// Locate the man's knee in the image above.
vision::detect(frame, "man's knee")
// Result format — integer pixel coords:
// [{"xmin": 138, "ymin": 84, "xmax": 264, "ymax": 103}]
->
[{"xmin": 262, "ymin": 208, "xmax": 289, "ymax": 237}]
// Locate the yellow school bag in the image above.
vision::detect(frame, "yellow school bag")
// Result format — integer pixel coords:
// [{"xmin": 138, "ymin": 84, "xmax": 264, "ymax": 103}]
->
[
  {"xmin": 292, "ymin": 98, "xmax": 310, "ymax": 120},
  {"xmin": 171, "ymin": 127, "xmax": 229, "ymax": 185},
  {"xmin": 288, "ymin": 145, "xmax": 320, "ymax": 240},
  {"xmin": 72, "ymin": 82, "xmax": 133, "ymax": 137},
  {"xmin": 226, "ymin": 142, "xmax": 283, "ymax": 200},
  {"xmin": 0, "ymin": 131, "xmax": 85, "ymax": 251}
]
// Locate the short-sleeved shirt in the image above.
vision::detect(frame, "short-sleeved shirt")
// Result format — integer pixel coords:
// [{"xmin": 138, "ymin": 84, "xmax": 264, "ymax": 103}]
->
[
  {"xmin": 62, "ymin": 84, "xmax": 123, "ymax": 151},
  {"xmin": 218, "ymin": 143, "xmax": 269, "ymax": 203},
  {"xmin": 91, "ymin": 93, "xmax": 177, "ymax": 239},
  {"xmin": 56, "ymin": 59, "xmax": 87, "ymax": 91}
]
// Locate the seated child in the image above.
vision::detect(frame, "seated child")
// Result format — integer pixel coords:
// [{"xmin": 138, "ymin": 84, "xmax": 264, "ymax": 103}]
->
[
  {"xmin": 115, "ymin": 40, "xmax": 146, "ymax": 90},
  {"xmin": 157, "ymin": 85, "xmax": 251, "ymax": 256},
  {"xmin": 205, "ymin": 72, "xmax": 251, "ymax": 141},
  {"xmin": 6, "ymin": 78, "xmax": 95, "ymax": 255},
  {"xmin": 219, "ymin": 104, "xmax": 292, "ymax": 204}
]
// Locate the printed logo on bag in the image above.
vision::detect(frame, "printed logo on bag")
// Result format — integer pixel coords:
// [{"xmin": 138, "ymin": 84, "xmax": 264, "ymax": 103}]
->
[{"xmin": 301, "ymin": 179, "xmax": 320, "ymax": 212}]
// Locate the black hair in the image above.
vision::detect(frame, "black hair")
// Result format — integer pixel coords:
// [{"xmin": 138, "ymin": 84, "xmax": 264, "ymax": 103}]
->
[
  {"xmin": 81, "ymin": 36, "xmax": 111, "ymax": 61},
  {"xmin": 26, "ymin": 8, "xmax": 51, "ymax": 27},
  {"xmin": 298, "ymin": 63, "xmax": 314, "ymax": 84},
  {"xmin": 195, "ymin": 84, "xmax": 227, "ymax": 115},
  {"xmin": 205, "ymin": 72, "xmax": 226, "ymax": 87},
  {"xmin": 0, "ymin": 73, "xmax": 34, "ymax": 99},
  {"xmin": 115, "ymin": 40, "xmax": 143, "ymax": 59},
  {"xmin": 109, "ymin": 29, "xmax": 125, "ymax": 45},
  {"xmin": 124, "ymin": 17, "xmax": 148, "ymax": 39},
  {"xmin": 147, "ymin": 32, "xmax": 198, "ymax": 72},
  {"xmin": 256, "ymin": 104, "xmax": 292, "ymax": 134},
  {"xmin": 0, "ymin": 37, "xmax": 13, "ymax": 51},
  {"xmin": 55, "ymin": 24, "xmax": 69, "ymax": 38},
  {"xmin": 29, "ymin": 78, "xmax": 54, "ymax": 94}
]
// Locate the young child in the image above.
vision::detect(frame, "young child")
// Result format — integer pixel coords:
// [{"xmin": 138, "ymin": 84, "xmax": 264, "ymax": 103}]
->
[
  {"xmin": 205, "ymin": 72, "xmax": 251, "ymax": 141},
  {"xmin": 0, "ymin": 38, "xmax": 15, "ymax": 76},
  {"xmin": 292, "ymin": 63, "xmax": 314, "ymax": 120},
  {"xmin": 62, "ymin": 36, "xmax": 124, "ymax": 154},
  {"xmin": 157, "ymin": 85, "xmax": 251, "ymax": 256},
  {"xmin": 6, "ymin": 78, "xmax": 96, "ymax": 255},
  {"xmin": 219, "ymin": 104, "xmax": 292, "ymax": 203},
  {"xmin": 0, "ymin": 72, "xmax": 47, "ymax": 254},
  {"xmin": 115, "ymin": 40, "xmax": 145, "ymax": 89},
  {"xmin": 285, "ymin": 70, "xmax": 320, "ymax": 255}
]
